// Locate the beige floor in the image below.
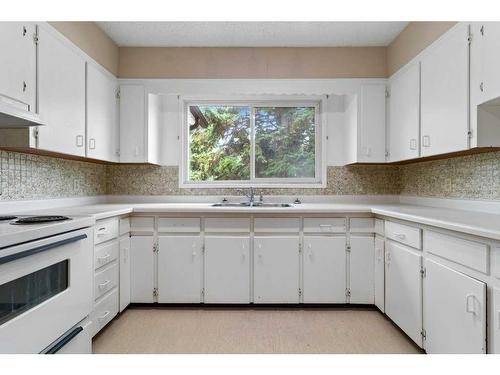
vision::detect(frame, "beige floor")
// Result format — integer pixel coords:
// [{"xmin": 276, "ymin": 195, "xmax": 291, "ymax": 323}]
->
[{"xmin": 93, "ymin": 306, "xmax": 422, "ymax": 354}]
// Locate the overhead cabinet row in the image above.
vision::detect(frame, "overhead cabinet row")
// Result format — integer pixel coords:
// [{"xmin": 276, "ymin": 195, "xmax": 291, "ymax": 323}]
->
[
  {"xmin": 0, "ymin": 23, "xmax": 160, "ymax": 164},
  {"xmin": 388, "ymin": 22, "xmax": 500, "ymax": 162}
]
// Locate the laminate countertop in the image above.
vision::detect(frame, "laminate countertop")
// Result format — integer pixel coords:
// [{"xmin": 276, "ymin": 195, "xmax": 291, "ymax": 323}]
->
[{"xmin": 16, "ymin": 202, "xmax": 500, "ymax": 242}]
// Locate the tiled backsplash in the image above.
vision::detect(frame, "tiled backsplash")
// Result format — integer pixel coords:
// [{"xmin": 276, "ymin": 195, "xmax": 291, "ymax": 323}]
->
[
  {"xmin": 0, "ymin": 150, "xmax": 106, "ymax": 201},
  {"xmin": 2, "ymin": 149, "xmax": 500, "ymax": 201}
]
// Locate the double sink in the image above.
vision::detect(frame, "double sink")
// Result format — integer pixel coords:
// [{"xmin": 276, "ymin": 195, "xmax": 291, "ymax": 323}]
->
[{"xmin": 211, "ymin": 202, "xmax": 292, "ymax": 208}]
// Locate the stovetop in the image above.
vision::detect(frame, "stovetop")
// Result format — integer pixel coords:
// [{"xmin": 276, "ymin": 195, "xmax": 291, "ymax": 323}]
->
[{"xmin": 0, "ymin": 215, "xmax": 71, "ymax": 225}]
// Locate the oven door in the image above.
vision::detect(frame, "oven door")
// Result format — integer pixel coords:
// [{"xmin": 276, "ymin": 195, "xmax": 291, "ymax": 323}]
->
[{"xmin": 0, "ymin": 228, "xmax": 93, "ymax": 353}]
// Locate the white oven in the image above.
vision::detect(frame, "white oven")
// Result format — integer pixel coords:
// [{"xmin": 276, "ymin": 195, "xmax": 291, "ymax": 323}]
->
[{"xmin": 0, "ymin": 227, "xmax": 93, "ymax": 353}]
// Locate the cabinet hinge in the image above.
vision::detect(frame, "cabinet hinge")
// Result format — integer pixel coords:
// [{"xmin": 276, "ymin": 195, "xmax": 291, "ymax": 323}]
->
[
  {"xmin": 299, "ymin": 288, "xmax": 302, "ymax": 297},
  {"xmin": 153, "ymin": 243, "xmax": 159, "ymax": 253},
  {"xmin": 33, "ymin": 32, "xmax": 39, "ymax": 45},
  {"xmin": 468, "ymin": 33, "xmax": 473, "ymax": 45},
  {"xmin": 153, "ymin": 288, "xmax": 158, "ymax": 297},
  {"xmin": 385, "ymin": 89, "xmax": 390, "ymax": 98},
  {"xmin": 346, "ymin": 244, "xmax": 351, "ymax": 253},
  {"xmin": 480, "ymin": 25, "xmax": 484, "ymax": 36},
  {"xmin": 201, "ymin": 288, "xmax": 205, "ymax": 297},
  {"xmin": 421, "ymin": 329, "xmax": 427, "ymax": 340},
  {"xmin": 298, "ymin": 243, "xmax": 302, "ymax": 253},
  {"xmin": 420, "ymin": 266, "xmax": 426, "ymax": 278},
  {"xmin": 467, "ymin": 130, "xmax": 473, "ymax": 139},
  {"xmin": 32, "ymin": 127, "xmax": 39, "ymax": 140},
  {"xmin": 345, "ymin": 288, "xmax": 351, "ymax": 297},
  {"xmin": 116, "ymin": 89, "xmax": 120, "ymax": 99}
]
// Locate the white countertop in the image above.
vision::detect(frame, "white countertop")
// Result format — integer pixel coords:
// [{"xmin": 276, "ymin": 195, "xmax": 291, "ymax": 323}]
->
[{"xmin": 10, "ymin": 201, "xmax": 500, "ymax": 242}]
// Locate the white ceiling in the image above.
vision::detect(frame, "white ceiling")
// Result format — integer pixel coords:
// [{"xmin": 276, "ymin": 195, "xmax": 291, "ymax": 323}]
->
[{"xmin": 97, "ymin": 22, "xmax": 408, "ymax": 47}]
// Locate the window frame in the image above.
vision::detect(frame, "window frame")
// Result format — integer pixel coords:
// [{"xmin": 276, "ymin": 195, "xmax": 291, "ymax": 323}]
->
[{"xmin": 180, "ymin": 96, "xmax": 327, "ymax": 188}]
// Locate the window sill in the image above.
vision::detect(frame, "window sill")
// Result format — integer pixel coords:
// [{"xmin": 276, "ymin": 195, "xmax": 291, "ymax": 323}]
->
[{"xmin": 179, "ymin": 182, "xmax": 326, "ymax": 189}]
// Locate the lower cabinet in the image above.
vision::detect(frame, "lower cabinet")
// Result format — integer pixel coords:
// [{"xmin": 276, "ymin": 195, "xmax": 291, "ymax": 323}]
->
[
  {"xmin": 303, "ymin": 236, "xmax": 346, "ymax": 303},
  {"xmin": 423, "ymin": 258, "xmax": 486, "ymax": 353},
  {"xmin": 204, "ymin": 236, "xmax": 250, "ymax": 303},
  {"xmin": 119, "ymin": 236, "xmax": 131, "ymax": 312},
  {"xmin": 158, "ymin": 235, "xmax": 203, "ymax": 303},
  {"xmin": 385, "ymin": 240, "xmax": 423, "ymax": 347},
  {"xmin": 374, "ymin": 236, "xmax": 385, "ymax": 312},
  {"xmin": 493, "ymin": 287, "xmax": 500, "ymax": 354},
  {"xmin": 349, "ymin": 236, "xmax": 375, "ymax": 304},
  {"xmin": 254, "ymin": 236, "xmax": 300, "ymax": 303},
  {"xmin": 130, "ymin": 236, "xmax": 155, "ymax": 303}
]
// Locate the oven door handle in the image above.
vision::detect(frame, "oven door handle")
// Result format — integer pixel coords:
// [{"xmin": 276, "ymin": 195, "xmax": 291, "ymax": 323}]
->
[
  {"xmin": 0, "ymin": 234, "xmax": 87, "ymax": 265},
  {"xmin": 42, "ymin": 326, "xmax": 84, "ymax": 354}
]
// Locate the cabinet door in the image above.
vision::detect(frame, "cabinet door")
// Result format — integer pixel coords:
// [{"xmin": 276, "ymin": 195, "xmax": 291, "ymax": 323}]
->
[
  {"xmin": 254, "ymin": 236, "xmax": 300, "ymax": 303},
  {"xmin": 388, "ymin": 61, "xmax": 420, "ymax": 162},
  {"xmin": 471, "ymin": 22, "xmax": 500, "ymax": 106},
  {"xmin": 130, "ymin": 236, "xmax": 154, "ymax": 303},
  {"xmin": 349, "ymin": 236, "xmax": 374, "ymax": 304},
  {"xmin": 38, "ymin": 26, "xmax": 86, "ymax": 156},
  {"xmin": 204, "ymin": 236, "xmax": 250, "ymax": 303},
  {"xmin": 158, "ymin": 236, "xmax": 202, "ymax": 303},
  {"xmin": 420, "ymin": 23, "xmax": 469, "ymax": 157},
  {"xmin": 119, "ymin": 236, "xmax": 131, "ymax": 312},
  {"xmin": 359, "ymin": 84, "xmax": 386, "ymax": 163},
  {"xmin": 374, "ymin": 236, "xmax": 385, "ymax": 312},
  {"xmin": 424, "ymin": 258, "xmax": 486, "ymax": 353},
  {"xmin": 0, "ymin": 22, "xmax": 36, "ymax": 110},
  {"xmin": 385, "ymin": 240, "xmax": 423, "ymax": 347},
  {"xmin": 119, "ymin": 85, "xmax": 146, "ymax": 163},
  {"xmin": 493, "ymin": 287, "xmax": 500, "ymax": 354},
  {"xmin": 303, "ymin": 236, "xmax": 346, "ymax": 303},
  {"xmin": 86, "ymin": 63, "xmax": 118, "ymax": 162}
]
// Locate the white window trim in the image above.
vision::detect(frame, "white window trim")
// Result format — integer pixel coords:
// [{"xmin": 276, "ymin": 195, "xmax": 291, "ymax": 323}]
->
[{"xmin": 179, "ymin": 95, "xmax": 327, "ymax": 188}]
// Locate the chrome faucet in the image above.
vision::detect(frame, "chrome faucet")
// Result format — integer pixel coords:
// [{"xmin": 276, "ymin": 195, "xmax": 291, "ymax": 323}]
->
[{"xmin": 236, "ymin": 187, "xmax": 263, "ymax": 206}]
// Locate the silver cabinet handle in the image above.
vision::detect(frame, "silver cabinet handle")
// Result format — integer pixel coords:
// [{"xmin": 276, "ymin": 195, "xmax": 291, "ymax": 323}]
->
[
  {"xmin": 98, "ymin": 311, "xmax": 110, "ymax": 321},
  {"xmin": 76, "ymin": 135, "xmax": 84, "ymax": 147},
  {"xmin": 466, "ymin": 294, "xmax": 477, "ymax": 315},
  {"xmin": 410, "ymin": 138, "xmax": 417, "ymax": 150},
  {"xmin": 98, "ymin": 280, "xmax": 111, "ymax": 289},
  {"xmin": 422, "ymin": 135, "xmax": 430, "ymax": 147},
  {"xmin": 89, "ymin": 138, "xmax": 96, "ymax": 150}
]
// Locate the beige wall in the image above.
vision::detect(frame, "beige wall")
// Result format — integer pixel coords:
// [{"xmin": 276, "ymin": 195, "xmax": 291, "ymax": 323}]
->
[
  {"xmin": 387, "ymin": 22, "xmax": 457, "ymax": 76},
  {"xmin": 118, "ymin": 47, "xmax": 387, "ymax": 79},
  {"xmin": 49, "ymin": 22, "xmax": 119, "ymax": 76}
]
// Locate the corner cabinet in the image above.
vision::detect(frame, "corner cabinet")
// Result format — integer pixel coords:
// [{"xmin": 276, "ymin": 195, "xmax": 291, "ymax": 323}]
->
[
  {"xmin": 119, "ymin": 85, "xmax": 161, "ymax": 164},
  {"xmin": 37, "ymin": 25, "xmax": 86, "ymax": 156},
  {"xmin": 86, "ymin": 63, "xmax": 119, "ymax": 162},
  {"xmin": 388, "ymin": 60, "xmax": 420, "ymax": 162},
  {"xmin": 0, "ymin": 22, "xmax": 37, "ymax": 112},
  {"xmin": 420, "ymin": 23, "xmax": 470, "ymax": 157}
]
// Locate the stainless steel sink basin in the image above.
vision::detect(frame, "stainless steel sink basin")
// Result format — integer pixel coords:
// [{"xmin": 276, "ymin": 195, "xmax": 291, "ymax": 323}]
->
[{"xmin": 211, "ymin": 202, "xmax": 292, "ymax": 208}]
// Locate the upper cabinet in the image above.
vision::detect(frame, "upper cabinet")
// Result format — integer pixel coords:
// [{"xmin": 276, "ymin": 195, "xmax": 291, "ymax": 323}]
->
[
  {"xmin": 388, "ymin": 61, "xmax": 420, "ymax": 162},
  {"xmin": 0, "ymin": 22, "xmax": 37, "ymax": 112},
  {"xmin": 119, "ymin": 84, "xmax": 161, "ymax": 164},
  {"xmin": 420, "ymin": 23, "xmax": 470, "ymax": 157},
  {"xmin": 37, "ymin": 25, "xmax": 86, "ymax": 156},
  {"xmin": 86, "ymin": 63, "xmax": 119, "ymax": 162}
]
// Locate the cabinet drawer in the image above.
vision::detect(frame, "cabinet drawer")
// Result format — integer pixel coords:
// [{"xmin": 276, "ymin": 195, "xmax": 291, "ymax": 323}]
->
[
  {"xmin": 385, "ymin": 221, "xmax": 422, "ymax": 249},
  {"xmin": 350, "ymin": 218, "xmax": 375, "ymax": 233},
  {"xmin": 130, "ymin": 217, "xmax": 155, "ymax": 233},
  {"xmin": 303, "ymin": 218, "xmax": 346, "ymax": 233},
  {"xmin": 158, "ymin": 218, "xmax": 200, "ymax": 233},
  {"xmin": 205, "ymin": 218, "xmax": 250, "ymax": 233},
  {"xmin": 119, "ymin": 217, "xmax": 130, "ymax": 236},
  {"xmin": 254, "ymin": 218, "xmax": 300, "ymax": 233},
  {"xmin": 94, "ymin": 262, "xmax": 119, "ymax": 301},
  {"xmin": 424, "ymin": 230, "xmax": 489, "ymax": 274},
  {"xmin": 94, "ymin": 218, "xmax": 119, "ymax": 245},
  {"xmin": 94, "ymin": 240, "xmax": 119, "ymax": 270},
  {"xmin": 374, "ymin": 219, "xmax": 384, "ymax": 236},
  {"xmin": 91, "ymin": 288, "xmax": 118, "ymax": 337}
]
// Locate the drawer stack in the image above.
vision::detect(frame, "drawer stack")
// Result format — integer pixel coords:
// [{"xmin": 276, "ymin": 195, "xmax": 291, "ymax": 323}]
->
[{"xmin": 91, "ymin": 218, "xmax": 120, "ymax": 336}]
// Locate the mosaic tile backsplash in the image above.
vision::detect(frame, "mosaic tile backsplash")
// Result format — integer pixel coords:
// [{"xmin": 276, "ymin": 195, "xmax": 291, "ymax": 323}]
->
[
  {"xmin": 0, "ymin": 150, "xmax": 106, "ymax": 201},
  {"xmin": 2, "ymin": 149, "xmax": 500, "ymax": 201}
]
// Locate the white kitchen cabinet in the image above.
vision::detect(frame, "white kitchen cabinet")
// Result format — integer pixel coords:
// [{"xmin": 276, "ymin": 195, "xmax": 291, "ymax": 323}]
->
[
  {"xmin": 86, "ymin": 63, "xmax": 119, "ymax": 162},
  {"xmin": 385, "ymin": 240, "xmax": 423, "ymax": 347},
  {"xmin": 303, "ymin": 236, "xmax": 346, "ymax": 303},
  {"xmin": 493, "ymin": 287, "xmax": 500, "ymax": 354},
  {"xmin": 130, "ymin": 236, "xmax": 155, "ymax": 303},
  {"xmin": 204, "ymin": 236, "xmax": 250, "ymax": 303},
  {"xmin": 158, "ymin": 236, "xmax": 203, "ymax": 303},
  {"xmin": 388, "ymin": 60, "xmax": 420, "ymax": 161},
  {"xmin": 119, "ymin": 236, "xmax": 131, "ymax": 312},
  {"xmin": 254, "ymin": 236, "xmax": 300, "ymax": 303},
  {"xmin": 423, "ymin": 258, "xmax": 486, "ymax": 353},
  {"xmin": 119, "ymin": 85, "xmax": 161, "ymax": 164},
  {"xmin": 420, "ymin": 23, "xmax": 470, "ymax": 157},
  {"xmin": 344, "ymin": 84, "xmax": 387, "ymax": 164},
  {"xmin": 0, "ymin": 22, "xmax": 37, "ymax": 112},
  {"xmin": 374, "ymin": 236, "xmax": 385, "ymax": 312},
  {"xmin": 37, "ymin": 25, "xmax": 86, "ymax": 156},
  {"xmin": 349, "ymin": 236, "xmax": 374, "ymax": 304}
]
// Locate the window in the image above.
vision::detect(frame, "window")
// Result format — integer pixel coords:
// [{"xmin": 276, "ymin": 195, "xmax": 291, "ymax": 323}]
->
[{"xmin": 182, "ymin": 99, "xmax": 324, "ymax": 187}]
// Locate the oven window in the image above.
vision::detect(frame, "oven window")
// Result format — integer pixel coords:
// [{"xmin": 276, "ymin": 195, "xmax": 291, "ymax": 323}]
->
[{"xmin": 0, "ymin": 260, "xmax": 68, "ymax": 326}]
